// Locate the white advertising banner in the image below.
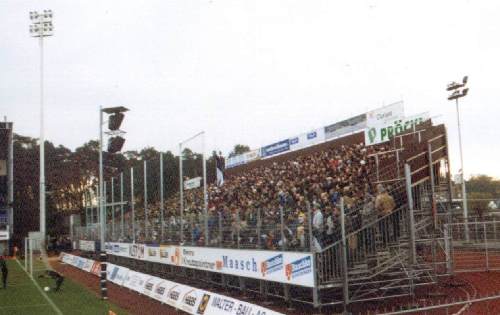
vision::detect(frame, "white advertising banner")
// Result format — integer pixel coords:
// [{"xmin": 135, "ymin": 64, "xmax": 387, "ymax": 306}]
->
[
  {"xmin": 289, "ymin": 128, "xmax": 325, "ymax": 152},
  {"xmin": 79, "ymin": 240, "xmax": 96, "ymax": 252},
  {"xmin": 143, "ymin": 276, "xmax": 162, "ymax": 297},
  {"xmin": 366, "ymin": 101, "xmax": 405, "ymax": 127},
  {"xmin": 0, "ymin": 231, "xmax": 9, "ymax": 241},
  {"xmin": 184, "ymin": 177, "xmax": 202, "ymax": 190},
  {"xmin": 59, "ymin": 252, "xmax": 284, "ymax": 315},
  {"xmin": 201, "ymin": 292, "xmax": 285, "ymax": 315},
  {"xmin": 364, "ymin": 112, "xmax": 430, "ymax": 146},
  {"xmin": 226, "ymin": 149, "xmax": 261, "ymax": 169},
  {"xmin": 123, "ymin": 270, "xmax": 148, "ymax": 293},
  {"xmin": 82, "ymin": 258, "xmax": 94, "ymax": 272},
  {"xmin": 106, "ymin": 243, "xmax": 315, "ymax": 288}
]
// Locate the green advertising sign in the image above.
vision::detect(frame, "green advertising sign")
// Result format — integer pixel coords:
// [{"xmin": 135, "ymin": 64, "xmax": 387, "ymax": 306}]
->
[{"xmin": 364, "ymin": 112, "xmax": 430, "ymax": 145}]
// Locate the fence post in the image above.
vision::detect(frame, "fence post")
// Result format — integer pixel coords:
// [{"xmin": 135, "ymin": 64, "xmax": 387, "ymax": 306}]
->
[
  {"xmin": 160, "ymin": 153, "xmax": 165, "ymax": 242},
  {"xmin": 218, "ymin": 212, "xmax": 223, "ymax": 247},
  {"xmin": 24, "ymin": 237, "xmax": 28, "ymax": 270},
  {"xmin": 340, "ymin": 198, "xmax": 349, "ymax": 314},
  {"xmin": 144, "ymin": 160, "xmax": 148, "ymax": 240},
  {"xmin": 111, "ymin": 177, "xmax": 115, "ymax": 240},
  {"xmin": 131, "ymin": 167, "xmax": 135, "ymax": 243},
  {"xmin": 494, "ymin": 217, "xmax": 498, "ymax": 241},
  {"xmin": 484, "ymin": 222, "xmax": 489, "ymax": 271},
  {"xmin": 104, "ymin": 181, "xmax": 107, "ymax": 241},
  {"xmin": 280, "ymin": 206, "xmax": 292, "ymax": 309},
  {"xmin": 404, "ymin": 164, "xmax": 416, "ymax": 297},
  {"xmin": 29, "ymin": 238, "xmax": 33, "ymax": 276},
  {"xmin": 427, "ymin": 142, "xmax": 437, "ymax": 229},
  {"xmin": 257, "ymin": 207, "xmax": 262, "ymax": 249},
  {"xmin": 120, "ymin": 172, "xmax": 124, "ymax": 239},
  {"xmin": 306, "ymin": 202, "xmax": 320, "ymax": 308},
  {"xmin": 444, "ymin": 225, "xmax": 453, "ymax": 274},
  {"xmin": 235, "ymin": 209, "xmax": 240, "ymax": 249}
]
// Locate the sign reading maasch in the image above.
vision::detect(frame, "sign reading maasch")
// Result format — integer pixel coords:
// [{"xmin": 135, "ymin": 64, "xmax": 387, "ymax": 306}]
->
[{"xmin": 106, "ymin": 242, "xmax": 315, "ymax": 287}]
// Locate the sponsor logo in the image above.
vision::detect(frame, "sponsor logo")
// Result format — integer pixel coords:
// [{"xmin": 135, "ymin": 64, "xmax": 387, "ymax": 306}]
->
[
  {"xmin": 222, "ymin": 256, "xmax": 258, "ymax": 272},
  {"xmin": 181, "ymin": 289, "xmax": 199, "ymax": 312},
  {"xmin": 261, "ymin": 139, "xmax": 290, "ymax": 157},
  {"xmin": 167, "ymin": 285, "xmax": 182, "ymax": 304},
  {"xmin": 109, "ymin": 266, "xmax": 119, "ymax": 280},
  {"xmin": 307, "ymin": 131, "xmax": 317, "ymax": 140},
  {"xmin": 154, "ymin": 282, "xmax": 167, "ymax": 298},
  {"xmin": 129, "ymin": 244, "xmax": 145, "ymax": 259},
  {"xmin": 210, "ymin": 296, "xmax": 235, "ymax": 312},
  {"xmin": 144, "ymin": 278, "xmax": 155, "ymax": 292},
  {"xmin": 159, "ymin": 246, "xmax": 169, "ymax": 259},
  {"xmin": 261, "ymin": 254, "xmax": 283, "ymax": 277},
  {"xmin": 148, "ymin": 247, "xmax": 157, "ymax": 258},
  {"xmin": 290, "ymin": 137, "xmax": 299, "ymax": 145},
  {"xmin": 285, "ymin": 256, "xmax": 312, "ymax": 280},
  {"xmin": 196, "ymin": 293, "xmax": 211, "ymax": 314}
]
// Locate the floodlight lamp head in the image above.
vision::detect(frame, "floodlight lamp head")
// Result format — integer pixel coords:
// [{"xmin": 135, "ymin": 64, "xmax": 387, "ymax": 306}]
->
[
  {"xmin": 462, "ymin": 76, "xmax": 468, "ymax": 85},
  {"xmin": 462, "ymin": 88, "xmax": 469, "ymax": 97},
  {"xmin": 30, "ymin": 11, "xmax": 39, "ymax": 21}
]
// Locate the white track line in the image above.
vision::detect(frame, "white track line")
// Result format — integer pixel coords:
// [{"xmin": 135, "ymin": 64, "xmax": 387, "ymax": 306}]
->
[{"xmin": 15, "ymin": 259, "xmax": 63, "ymax": 315}]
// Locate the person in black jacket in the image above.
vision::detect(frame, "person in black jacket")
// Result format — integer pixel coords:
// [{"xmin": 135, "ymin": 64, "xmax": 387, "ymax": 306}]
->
[{"xmin": 0, "ymin": 255, "xmax": 7, "ymax": 289}]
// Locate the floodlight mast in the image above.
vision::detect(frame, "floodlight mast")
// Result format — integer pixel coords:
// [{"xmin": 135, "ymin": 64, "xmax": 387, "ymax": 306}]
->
[
  {"xmin": 447, "ymin": 76, "xmax": 469, "ymax": 241},
  {"xmin": 29, "ymin": 10, "xmax": 53, "ymax": 247},
  {"xmin": 99, "ymin": 106, "xmax": 129, "ymax": 300}
]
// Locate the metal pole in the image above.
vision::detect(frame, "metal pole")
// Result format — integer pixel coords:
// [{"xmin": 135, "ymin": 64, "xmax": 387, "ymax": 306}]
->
[
  {"xmin": 456, "ymin": 98, "xmax": 469, "ymax": 241},
  {"xmin": 104, "ymin": 181, "xmax": 107, "ymax": 239},
  {"xmin": 306, "ymin": 202, "xmax": 320, "ymax": 308},
  {"xmin": 202, "ymin": 132, "xmax": 209, "ymax": 246},
  {"xmin": 404, "ymin": 164, "xmax": 417, "ymax": 265},
  {"xmin": 98, "ymin": 106, "xmax": 107, "ymax": 300},
  {"xmin": 160, "ymin": 152, "xmax": 164, "ymax": 241},
  {"xmin": 24, "ymin": 238, "xmax": 28, "ymax": 270},
  {"xmin": 444, "ymin": 225, "xmax": 453, "ymax": 274},
  {"xmin": 144, "ymin": 160, "xmax": 148, "ymax": 240},
  {"xmin": 280, "ymin": 206, "xmax": 291, "ymax": 307},
  {"xmin": 120, "ymin": 172, "xmax": 124, "ymax": 238},
  {"xmin": 131, "ymin": 167, "xmax": 135, "ymax": 243},
  {"xmin": 179, "ymin": 143, "xmax": 184, "ymax": 244},
  {"xmin": 39, "ymin": 34, "xmax": 46, "ymax": 250},
  {"xmin": 340, "ymin": 198, "xmax": 349, "ymax": 313},
  {"xmin": 111, "ymin": 177, "xmax": 115, "ymax": 239},
  {"xmin": 484, "ymin": 222, "xmax": 489, "ymax": 271},
  {"xmin": 29, "ymin": 239, "xmax": 33, "ymax": 277}
]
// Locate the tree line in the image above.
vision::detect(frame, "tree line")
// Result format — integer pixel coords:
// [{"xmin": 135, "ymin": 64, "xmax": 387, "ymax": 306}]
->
[{"xmin": 12, "ymin": 133, "xmax": 250, "ymax": 244}]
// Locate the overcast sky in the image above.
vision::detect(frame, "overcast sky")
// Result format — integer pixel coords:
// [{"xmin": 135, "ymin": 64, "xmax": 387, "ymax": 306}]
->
[{"xmin": 1, "ymin": 0, "xmax": 499, "ymax": 178}]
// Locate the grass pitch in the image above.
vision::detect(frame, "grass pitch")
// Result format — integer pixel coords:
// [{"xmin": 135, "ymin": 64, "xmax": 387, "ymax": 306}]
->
[{"xmin": 0, "ymin": 259, "xmax": 129, "ymax": 315}]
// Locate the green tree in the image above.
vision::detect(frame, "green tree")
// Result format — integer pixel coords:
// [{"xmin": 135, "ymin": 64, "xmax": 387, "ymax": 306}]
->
[{"xmin": 228, "ymin": 144, "xmax": 250, "ymax": 158}]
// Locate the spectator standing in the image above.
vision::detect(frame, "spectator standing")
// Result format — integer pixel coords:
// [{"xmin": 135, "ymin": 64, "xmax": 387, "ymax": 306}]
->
[
  {"xmin": 312, "ymin": 206, "xmax": 324, "ymax": 250},
  {"xmin": 375, "ymin": 184, "xmax": 396, "ymax": 244}
]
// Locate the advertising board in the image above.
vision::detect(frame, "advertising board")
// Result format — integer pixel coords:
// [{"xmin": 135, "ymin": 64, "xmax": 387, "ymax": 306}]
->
[
  {"xmin": 366, "ymin": 101, "xmax": 405, "ymax": 127},
  {"xmin": 106, "ymin": 243, "xmax": 315, "ymax": 288},
  {"xmin": 364, "ymin": 112, "xmax": 430, "ymax": 145},
  {"xmin": 226, "ymin": 149, "xmax": 260, "ymax": 169},
  {"xmin": 59, "ymin": 252, "xmax": 284, "ymax": 315},
  {"xmin": 324, "ymin": 113, "xmax": 367, "ymax": 140},
  {"xmin": 79, "ymin": 240, "xmax": 96, "ymax": 252},
  {"xmin": 289, "ymin": 128, "xmax": 325, "ymax": 151},
  {"xmin": 260, "ymin": 139, "xmax": 290, "ymax": 158},
  {"xmin": 184, "ymin": 177, "xmax": 202, "ymax": 190}
]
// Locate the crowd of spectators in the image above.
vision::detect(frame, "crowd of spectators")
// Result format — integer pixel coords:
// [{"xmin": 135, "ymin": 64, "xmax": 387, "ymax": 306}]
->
[{"xmin": 112, "ymin": 141, "xmax": 403, "ymax": 252}]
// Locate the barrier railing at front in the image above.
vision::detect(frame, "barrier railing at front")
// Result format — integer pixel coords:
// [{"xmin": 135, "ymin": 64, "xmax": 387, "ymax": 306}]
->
[{"xmin": 446, "ymin": 220, "xmax": 500, "ymax": 273}]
